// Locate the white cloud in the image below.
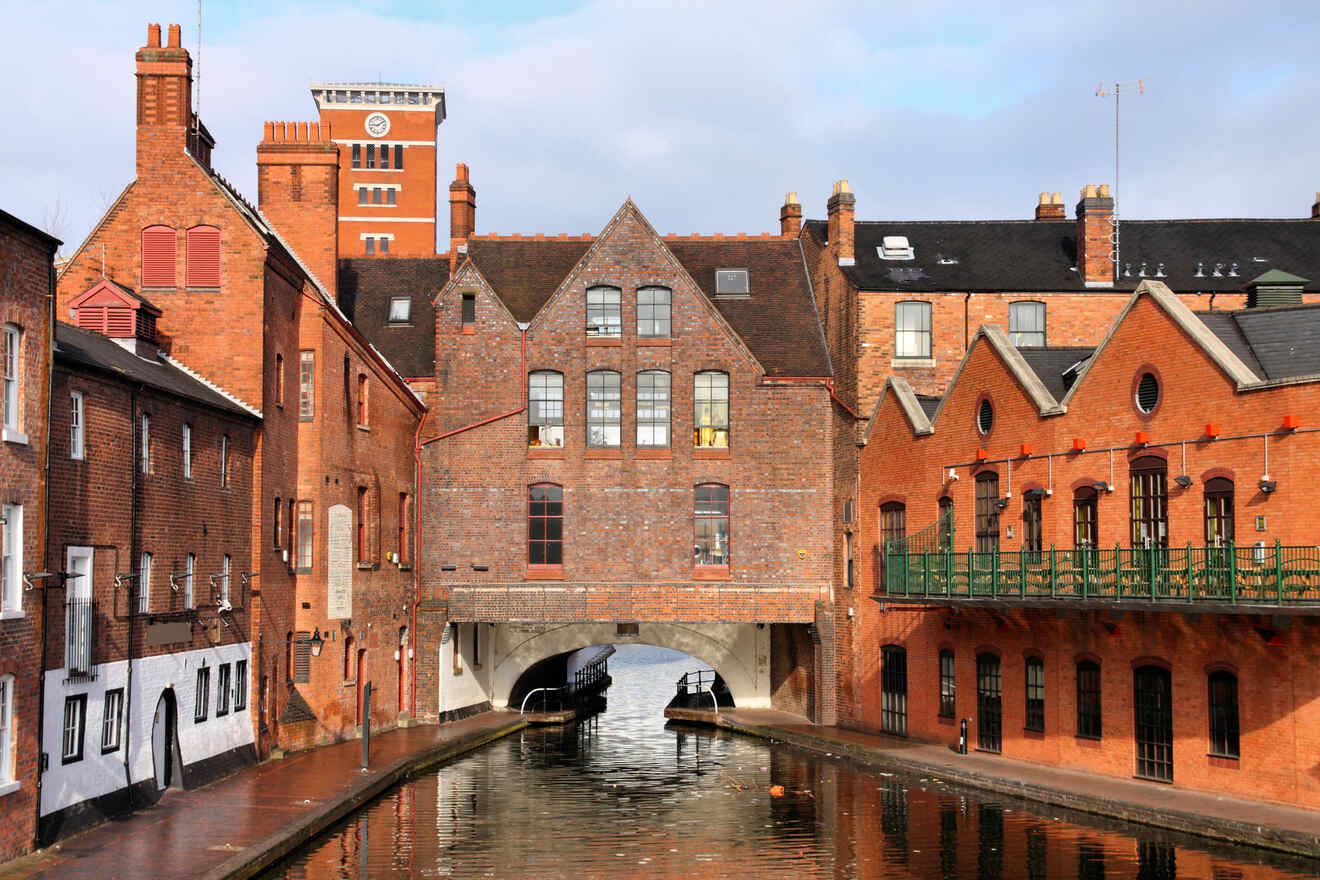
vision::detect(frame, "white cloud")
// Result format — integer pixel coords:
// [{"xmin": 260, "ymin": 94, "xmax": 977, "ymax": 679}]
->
[{"xmin": 4, "ymin": 0, "xmax": 1318, "ymax": 254}]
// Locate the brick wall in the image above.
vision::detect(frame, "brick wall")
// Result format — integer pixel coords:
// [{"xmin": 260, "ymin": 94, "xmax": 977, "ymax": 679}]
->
[{"xmin": 0, "ymin": 214, "xmax": 56, "ymax": 861}]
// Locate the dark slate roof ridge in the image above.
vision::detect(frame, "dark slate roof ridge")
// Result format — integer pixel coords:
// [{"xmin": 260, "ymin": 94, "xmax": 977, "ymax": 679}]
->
[
  {"xmin": 54, "ymin": 322, "xmax": 259, "ymax": 418},
  {"xmin": 809, "ymin": 216, "xmax": 1319, "ymax": 226},
  {"xmin": 0, "ymin": 208, "xmax": 62, "ymax": 248},
  {"xmin": 1196, "ymin": 302, "xmax": 1320, "ymax": 317}
]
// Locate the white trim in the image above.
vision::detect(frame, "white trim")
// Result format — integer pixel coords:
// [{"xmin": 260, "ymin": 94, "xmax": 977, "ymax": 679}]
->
[
  {"xmin": 359, "ymin": 232, "xmax": 397, "ymax": 241},
  {"xmin": 338, "ymin": 216, "xmax": 434, "ymax": 223},
  {"xmin": 1, "ymin": 504, "xmax": 22, "ymax": 613},
  {"xmin": 351, "ymin": 183, "xmax": 403, "ymax": 192},
  {"xmin": 334, "ymin": 139, "xmax": 435, "ymax": 147},
  {"xmin": 0, "ymin": 611, "xmax": 24, "ymax": 620},
  {"xmin": 1, "ymin": 428, "xmax": 27, "ymax": 445},
  {"xmin": 70, "ymin": 391, "xmax": 84, "ymax": 460},
  {"xmin": 0, "ymin": 781, "xmax": 18, "ymax": 798}
]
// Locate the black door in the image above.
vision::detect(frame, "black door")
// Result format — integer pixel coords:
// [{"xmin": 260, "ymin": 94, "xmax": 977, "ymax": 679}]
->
[
  {"xmin": 880, "ymin": 646, "xmax": 907, "ymax": 736},
  {"xmin": 976, "ymin": 653, "xmax": 1002, "ymax": 753},
  {"xmin": 1134, "ymin": 665, "xmax": 1173, "ymax": 781}
]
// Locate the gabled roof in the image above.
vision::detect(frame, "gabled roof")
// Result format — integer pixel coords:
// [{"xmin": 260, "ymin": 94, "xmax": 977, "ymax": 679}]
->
[
  {"xmin": 0, "ymin": 208, "xmax": 62, "ymax": 251},
  {"xmin": 1195, "ymin": 304, "xmax": 1320, "ymax": 382},
  {"xmin": 1016, "ymin": 347, "xmax": 1093, "ymax": 402},
  {"xmin": 863, "ymin": 376, "xmax": 933, "ymax": 443},
  {"xmin": 54, "ymin": 322, "xmax": 260, "ymax": 419},
  {"xmin": 805, "ymin": 217, "xmax": 1320, "ymax": 293},
  {"xmin": 68, "ymin": 277, "xmax": 161, "ymax": 314},
  {"xmin": 338, "ymin": 257, "xmax": 449, "ymax": 378},
  {"xmin": 465, "ymin": 239, "xmax": 593, "ymax": 322},
  {"xmin": 928, "ymin": 324, "xmax": 1063, "ymax": 427}
]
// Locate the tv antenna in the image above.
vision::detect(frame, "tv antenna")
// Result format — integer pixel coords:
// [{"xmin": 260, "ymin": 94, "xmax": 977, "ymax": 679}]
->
[{"xmin": 1095, "ymin": 79, "xmax": 1144, "ymax": 280}]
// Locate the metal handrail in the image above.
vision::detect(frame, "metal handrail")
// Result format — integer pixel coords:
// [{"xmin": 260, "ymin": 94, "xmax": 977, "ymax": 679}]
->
[{"xmin": 520, "ymin": 685, "xmax": 568, "ymax": 714}]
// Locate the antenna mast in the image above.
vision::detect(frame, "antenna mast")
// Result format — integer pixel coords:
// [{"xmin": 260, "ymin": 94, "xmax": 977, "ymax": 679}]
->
[
  {"xmin": 1095, "ymin": 79, "xmax": 1144, "ymax": 280},
  {"xmin": 195, "ymin": 0, "xmax": 202, "ymax": 133}
]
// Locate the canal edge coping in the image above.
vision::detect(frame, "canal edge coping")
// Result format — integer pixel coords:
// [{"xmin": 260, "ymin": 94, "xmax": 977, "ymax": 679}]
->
[
  {"xmin": 711, "ymin": 715, "xmax": 1320, "ymax": 861},
  {"xmin": 202, "ymin": 714, "xmax": 529, "ymax": 880}
]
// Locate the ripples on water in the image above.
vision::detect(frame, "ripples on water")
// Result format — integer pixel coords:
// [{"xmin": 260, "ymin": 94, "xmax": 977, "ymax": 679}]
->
[{"xmin": 264, "ymin": 644, "xmax": 1319, "ymax": 879}]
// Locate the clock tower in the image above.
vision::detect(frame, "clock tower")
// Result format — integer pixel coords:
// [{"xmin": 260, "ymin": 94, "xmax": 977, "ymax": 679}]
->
[{"xmin": 311, "ymin": 82, "xmax": 445, "ymax": 257}]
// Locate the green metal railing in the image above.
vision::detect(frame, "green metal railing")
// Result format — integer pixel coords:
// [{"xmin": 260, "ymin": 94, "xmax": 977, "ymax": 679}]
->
[{"xmin": 882, "ymin": 541, "xmax": 1320, "ymax": 605}]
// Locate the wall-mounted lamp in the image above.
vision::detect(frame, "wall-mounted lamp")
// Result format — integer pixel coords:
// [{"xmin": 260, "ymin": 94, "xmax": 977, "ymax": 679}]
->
[
  {"xmin": 1022, "ymin": 488, "xmax": 1047, "ymax": 500},
  {"xmin": 994, "ymin": 498, "xmax": 1009, "ymax": 510},
  {"xmin": 947, "ymin": 468, "xmax": 959, "ymax": 482},
  {"xmin": 309, "ymin": 627, "xmax": 325, "ymax": 657},
  {"xmin": 1091, "ymin": 481, "xmax": 1111, "ymax": 494},
  {"xmin": 1174, "ymin": 475, "xmax": 1193, "ymax": 489},
  {"xmin": 1259, "ymin": 478, "xmax": 1277, "ymax": 494}
]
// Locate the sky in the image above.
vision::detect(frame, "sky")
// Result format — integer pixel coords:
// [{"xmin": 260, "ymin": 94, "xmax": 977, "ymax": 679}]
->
[{"xmin": 4, "ymin": 0, "xmax": 1318, "ymax": 253}]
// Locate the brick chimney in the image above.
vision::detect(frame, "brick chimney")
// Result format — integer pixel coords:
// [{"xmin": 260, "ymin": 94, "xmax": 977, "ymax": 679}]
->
[
  {"xmin": 1075, "ymin": 184, "xmax": 1114, "ymax": 286},
  {"xmin": 780, "ymin": 192, "xmax": 802, "ymax": 237},
  {"xmin": 1035, "ymin": 191, "xmax": 1065, "ymax": 220},
  {"xmin": 135, "ymin": 23, "xmax": 195, "ymax": 176},
  {"xmin": 827, "ymin": 180, "xmax": 855, "ymax": 266},
  {"xmin": 1311, "ymin": 191, "xmax": 1320, "ymax": 219},
  {"xmin": 257, "ymin": 121, "xmax": 340, "ymax": 300},
  {"xmin": 448, "ymin": 163, "xmax": 476, "ymax": 272}
]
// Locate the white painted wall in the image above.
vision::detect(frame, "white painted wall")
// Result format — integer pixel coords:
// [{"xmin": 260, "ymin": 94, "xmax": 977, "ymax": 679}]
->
[
  {"xmin": 40, "ymin": 641, "xmax": 253, "ymax": 817},
  {"xmin": 437, "ymin": 623, "xmax": 492, "ymax": 715}
]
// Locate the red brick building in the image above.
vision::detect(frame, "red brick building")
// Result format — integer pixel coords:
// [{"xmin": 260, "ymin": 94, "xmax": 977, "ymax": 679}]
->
[
  {"xmin": 0, "ymin": 209, "xmax": 59, "ymax": 861},
  {"xmin": 40, "ymin": 304, "xmax": 259, "ymax": 843},
  {"xmin": 853, "ymin": 277, "xmax": 1320, "ymax": 809},
  {"xmin": 55, "ymin": 24, "xmax": 425, "ymax": 762}
]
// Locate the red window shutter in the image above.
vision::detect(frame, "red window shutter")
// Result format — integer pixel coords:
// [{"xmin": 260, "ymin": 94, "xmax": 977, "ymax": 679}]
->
[
  {"xmin": 141, "ymin": 226, "xmax": 176, "ymax": 287},
  {"xmin": 186, "ymin": 225, "xmax": 221, "ymax": 287}
]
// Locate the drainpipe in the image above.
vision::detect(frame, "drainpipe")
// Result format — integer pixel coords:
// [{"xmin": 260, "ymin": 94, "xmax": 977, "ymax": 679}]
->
[
  {"xmin": 33, "ymin": 257, "xmax": 56, "ymax": 847},
  {"xmin": 123, "ymin": 386, "xmax": 141, "ymax": 804},
  {"xmin": 409, "ymin": 408, "xmax": 427, "ymax": 720},
  {"xmin": 964, "ymin": 292, "xmax": 973, "ymax": 351}
]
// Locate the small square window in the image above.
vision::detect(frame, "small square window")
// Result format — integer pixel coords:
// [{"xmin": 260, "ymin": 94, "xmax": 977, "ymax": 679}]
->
[
  {"xmin": 386, "ymin": 189, "xmax": 396, "ymax": 206},
  {"xmin": 714, "ymin": 269, "xmax": 748, "ymax": 296},
  {"xmin": 389, "ymin": 297, "xmax": 411, "ymax": 324}
]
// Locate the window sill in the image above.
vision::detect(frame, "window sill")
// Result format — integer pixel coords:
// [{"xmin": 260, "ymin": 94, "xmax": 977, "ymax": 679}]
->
[
  {"xmin": 585, "ymin": 337, "xmax": 623, "ymax": 347},
  {"xmin": 526, "ymin": 566, "xmax": 564, "ymax": 580},
  {"xmin": 461, "ymin": 326, "xmax": 475, "ymax": 335},
  {"xmin": 398, "ymin": 563, "xmax": 412, "ymax": 572},
  {"xmin": 693, "ymin": 447, "xmax": 731, "ymax": 460},
  {"xmin": 2, "ymin": 428, "xmax": 28, "ymax": 445},
  {"xmin": 693, "ymin": 566, "xmax": 731, "ymax": 581},
  {"xmin": 527, "ymin": 447, "xmax": 565, "ymax": 459},
  {"xmin": 343, "ymin": 679, "xmax": 357, "ymax": 688},
  {"xmin": 0, "ymin": 610, "xmax": 25, "ymax": 620},
  {"xmin": 0, "ymin": 780, "xmax": 19, "ymax": 798},
  {"xmin": 635, "ymin": 448, "xmax": 671, "ymax": 460},
  {"xmin": 637, "ymin": 338, "xmax": 672, "ymax": 347},
  {"xmin": 937, "ymin": 714, "xmax": 955, "ymax": 726},
  {"xmin": 1208, "ymin": 753, "xmax": 1240, "ymax": 767},
  {"xmin": 891, "ymin": 358, "xmax": 936, "ymax": 369},
  {"xmin": 585, "ymin": 448, "xmax": 622, "ymax": 459},
  {"xmin": 1023, "ymin": 727, "xmax": 1045, "ymax": 739},
  {"xmin": 1133, "ymin": 774, "xmax": 1174, "ymax": 785},
  {"xmin": 357, "ymin": 425, "xmax": 370, "ymax": 432},
  {"xmin": 1075, "ymin": 734, "xmax": 1102, "ymax": 746},
  {"xmin": 356, "ymin": 562, "xmax": 377, "ymax": 571}
]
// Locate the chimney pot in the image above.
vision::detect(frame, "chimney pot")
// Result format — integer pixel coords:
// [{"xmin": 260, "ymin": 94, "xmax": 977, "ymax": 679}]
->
[
  {"xmin": 1035, "ymin": 189, "xmax": 1065, "ymax": 220},
  {"xmin": 1038, "ymin": 192, "xmax": 1049, "ymax": 205},
  {"xmin": 1082, "ymin": 184, "xmax": 1098, "ymax": 199},
  {"xmin": 167, "ymin": 23, "xmax": 181, "ymax": 48},
  {"xmin": 1312, "ymin": 191, "xmax": 1320, "ymax": 219},
  {"xmin": 1097, "ymin": 183, "xmax": 1111, "ymax": 198},
  {"xmin": 147, "ymin": 23, "xmax": 162, "ymax": 47},
  {"xmin": 1052, "ymin": 192, "xmax": 1063, "ymax": 205},
  {"xmin": 779, "ymin": 191, "xmax": 803, "ymax": 237},
  {"xmin": 826, "ymin": 180, "xmax": 856, "ymax": 265}
]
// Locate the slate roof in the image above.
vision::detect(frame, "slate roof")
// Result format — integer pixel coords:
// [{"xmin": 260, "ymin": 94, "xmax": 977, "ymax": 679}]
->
[
  {"xmin": 338, "ymin": 258, "xmax": 449, "ymax": 378},
  {"xmin": 915, "ymin": 394, "xmax": 942, "ymax": 420},
  {"xmin": 804, "ymin": 218, "xmax": 1320, "ymax": 293},
  {"xmin": 1017, "ymin": 347, "xmax": 1094, "ymax": 402},
  {"xmin": 460, "ymin": 237, "xmax": 831, "ymax": 377},
  {"xmin": 1195, "ymin": 304, "xmax": 1320, "ymax": 381},
  {"xmin": 54, "ymin": 322, "xmax": 259, "ymax": 418}
]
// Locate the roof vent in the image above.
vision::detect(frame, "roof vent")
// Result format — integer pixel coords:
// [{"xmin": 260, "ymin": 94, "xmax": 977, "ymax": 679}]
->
[
  {"xmin": 715, "ymin": 269, "xmax": 749, "ymax": 297},
  {"xmin": 1245, "ymin": 269, "xmax": 1308, "ymax": 308},
  {"xmin": 879, "ymin": 236, "xmax": 914, "ymax": 261}
]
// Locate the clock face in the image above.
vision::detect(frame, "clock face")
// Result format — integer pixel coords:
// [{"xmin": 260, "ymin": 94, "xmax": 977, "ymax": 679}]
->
[{"xmin": 364, "ymin": 112, "xmax": 390, "ymax": 138}]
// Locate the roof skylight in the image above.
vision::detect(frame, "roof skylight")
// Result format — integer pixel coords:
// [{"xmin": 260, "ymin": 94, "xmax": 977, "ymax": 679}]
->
[{"xmin": 879, "ymin": 236, "xmax": 915, "ymax": 261}]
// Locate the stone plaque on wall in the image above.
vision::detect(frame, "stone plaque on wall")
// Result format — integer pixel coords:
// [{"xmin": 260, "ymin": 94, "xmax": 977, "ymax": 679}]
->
[{"xmin": 328, "ymin": 503, "xmax": 352, "ymax": 619}]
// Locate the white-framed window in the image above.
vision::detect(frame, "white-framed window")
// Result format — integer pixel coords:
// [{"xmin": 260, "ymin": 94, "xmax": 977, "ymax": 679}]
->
[
  {"xmin": 70, "ymin": 392, "xmax": 84, "ymax": 460},
  {"xmin": 0, "ymin": 674, "xmax": 14, "ymax": 785},
  {"xmin": 220, "ymin": 435, "xmax": 228, "ymax": 488},
  {"xmin": 184, "ymin": 553, "xmax": 195, "ymax": 607},
  {"xmin": 182, "ymin": 423, "xmax": 192, "ymax": 479},
  {"xmin": 101, "ymin": 688, "xmax": 124, "ymax": 752},
  {"xmin": 1009, "ymin": 301, "xmax": 1047, "ymax": 347},
  {"xmin": 140, "ymin": 413, "xmax": 150, "ymax": 474},
  {"xmin": 195, "ymin": 667, "xmax": 210, "ymax": 722},
  {"xmin": 234, "ymin": 659, "xmax": 248, "ymax": 711},
  {"xmin": 138, "ymin": 552, "xmax": 151, "ymax": 614},
  {"xmin": 388, "ymin": 297, "xmax": 411, "ymax": 324},
  {"xmin": 895, "ymin": 301, "xmax": 932, "ymax": 359},
  {"xmin": 220, "ymin": 554, "xmax": 230, "ymax": 604},
  {"xmin": 1, "ymin": 505, "xmax": 21, "ymax": 613},
  {"xmin": 3, "ymin": 324, "xmax": 20, "ymax": 435},
  {"xmin": 61, "ymin": 694, "xmax": 86, "ymax": 763}
]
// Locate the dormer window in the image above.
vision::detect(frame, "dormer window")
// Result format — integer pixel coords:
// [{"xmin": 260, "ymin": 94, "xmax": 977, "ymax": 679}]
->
[
  {"xmin": 388, "ymin": 297, "xmax": 411, "ymax": 324},
  {"xmin": 879, "ymin": 236, "xmax": 915, "ymax": 260},
  {"xmin": 714, "ymin": 269, "xmax": 748, "ymax": 297}
]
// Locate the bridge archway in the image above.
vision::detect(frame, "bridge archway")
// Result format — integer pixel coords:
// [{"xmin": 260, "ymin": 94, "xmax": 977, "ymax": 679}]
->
[{"xmin": 490, "ymin": 622, "xmax": 770, "ymax": 709}]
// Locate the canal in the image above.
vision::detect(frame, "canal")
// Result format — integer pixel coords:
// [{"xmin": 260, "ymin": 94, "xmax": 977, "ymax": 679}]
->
[{"xmin": 262, "ymin": 645, "xmax": 1318, "ymax": 879}]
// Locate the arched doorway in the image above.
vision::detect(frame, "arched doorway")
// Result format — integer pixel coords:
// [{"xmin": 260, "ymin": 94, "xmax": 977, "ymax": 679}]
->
[{"xmin": 151, "ymin": 689, "xmax": 183, "ymax": 792}]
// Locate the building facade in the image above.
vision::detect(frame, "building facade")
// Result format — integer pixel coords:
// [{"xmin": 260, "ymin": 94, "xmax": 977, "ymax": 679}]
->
[
  {"xmin": 853, "ymin": 279, "xmax": 1320, "ymax": 808},
  {"xmin": 40, "ymin": 308, "xmax": 259, "ymax": 842},
  {"xmin": 0, "ymin": 209, "xmax": 59, "ymax": 861}
]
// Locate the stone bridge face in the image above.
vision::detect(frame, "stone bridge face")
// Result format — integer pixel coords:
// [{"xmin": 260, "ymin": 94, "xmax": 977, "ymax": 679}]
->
[{"xmin": 444, "ymin": 583, "xmax": 827, "ymax": 624}]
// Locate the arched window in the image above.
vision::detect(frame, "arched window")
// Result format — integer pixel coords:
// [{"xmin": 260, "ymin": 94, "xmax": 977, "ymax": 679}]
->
[
  {"xmin": 1208, "ymin": 670, "xmax": 1239, "ymax": 758},
  {"xmin": 881, "ymin": 646, "xmax": 907, "ymax": 735},
  {"xmin": 1076, "ymin": 660, "xmax": 1101, "ymax": 739},
  {"xmin": 1204, "ymin": 478, "xmax": 1234, "ymax": 546},
  {"xmin": 1025, "ymin": 657, "xmax": 1045, "ymax": 732},
  {"xmin": 528, "ymin": 484, "xmax": 563, "ymax": 567},
  {"xmin": 586, "ymin": 286, "xmax": 621, "ymax": 337},
  {"xmin": 527, "ymin": 371, "xmax": 564, "ymax": 448},
  {"xmin": 1129, "ymin": 457, "xmax": 1168, "ymax": 548},
  {"xmin": 636, "ymin": 370, "xmax": 670, "ymax": 448},
  {"xmin": 1073, "ymin": 486, "xmax": 1098, "ymax": 549},
  {"xmin": 1009, "ymin": 301, "xmax": 1046, "ymax": 347},
  {"xmin": 586, "ymin": 371, "xmax": 621, "ymax": 448},
  {"xmin": 938, "ymin": 650, "xmax": 956, "ymax": 718},
  {"xmin": 975, "ymin": 472, "xmax": 1000, "ymax": 554},
  {"xmin": 880, "ymin": 502, "xmax": 906, "ymax": 551},
  {"xmin": 694, "ymin": 484, "xmax": 730, "ymax": 567},
  {"xmin": 141, "ymin": 225, "xmax": 176, "ymax": 288},
  {"xmin": 694, "ymin": 372, "xmax": 729, "ymax": 448},
  {"xmin": 894, "ymin": 301, "xmax": 931, "ymax": 358},
  {"xmin": 937, "ymin": 496, "xmax": 954, "ymax": 551},
  {"xmin": 185, "ymin": 225, "xmax": 221, "ymax": 288}
]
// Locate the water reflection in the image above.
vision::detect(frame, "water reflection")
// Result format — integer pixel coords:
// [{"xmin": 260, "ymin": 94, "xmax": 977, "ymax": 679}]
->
[{"xmin": 262, "ymin": 645, "xmax": 1318, "ymax": 879}]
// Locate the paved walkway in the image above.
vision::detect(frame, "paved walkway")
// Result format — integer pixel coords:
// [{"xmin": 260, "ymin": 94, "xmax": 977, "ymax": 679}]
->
[
  {"xmin": 0, "ymin": 712, "xmax": 527, "ymax": 880},
  {"xmin": 701, "ymin": 708, "xmax": 1320, "ymax": 859}
]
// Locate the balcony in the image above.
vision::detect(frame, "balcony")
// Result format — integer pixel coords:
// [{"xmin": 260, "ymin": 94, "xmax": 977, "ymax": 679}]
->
[
  {"xmin": 881, "ymin": 542, "xmax": 1320, "ymax": 609},
  {"xmin": 65, "ymin": 597, "xmax": 96, "ymax": 679}
]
